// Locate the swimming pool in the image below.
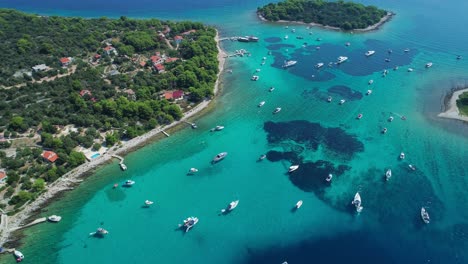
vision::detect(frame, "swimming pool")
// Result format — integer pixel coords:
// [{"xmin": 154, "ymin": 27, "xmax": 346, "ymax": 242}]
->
[{"xmin": 90, "ymin": 153, "xmax": 100, "ymax": 159}]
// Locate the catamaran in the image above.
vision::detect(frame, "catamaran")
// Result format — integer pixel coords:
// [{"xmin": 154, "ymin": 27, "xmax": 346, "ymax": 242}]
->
[
  {"xmin": 351, "ymin": 192, "xmax": 363, "ymax": 213},
  {"xmin": 385, "ymin": 169, "xmax": 392, "ymax": 181},
  {"xmin": 421, "ymin": 207, "xmax": 430, "ymax": 224}
]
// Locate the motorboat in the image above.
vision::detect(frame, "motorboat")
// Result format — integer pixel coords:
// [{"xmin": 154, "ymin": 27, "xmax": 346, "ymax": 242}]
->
[
  {"xmin": 258, "ymin": 101, "xmax": 265, "ymax": 107},
  {"xmin": 120, "ymin": 163, "xmax": 127, "ymax": 171},
  {"xmin": 337, "ymin": 56, "xmax": 348, "ymax": 64},
  {"xmin": 327, "ymin": 96, "xmax": 332, "ymax": 102},
  {"xmin": 181, "ymin": 216, "xmax": 199, "ymax": 232},
  {"xmin": 421, "ymin": 207, "xmax": 430, "ymax": 224},
  {"xmin": 385, "ymin": 58, "xmax": 391, "ymax": 62},
  {"xmin": 382, "ymin": 127, "xmax": 388, "ymax": 134},
  {"xmin": 212, "ymin": 152, "xmax": 228, "ymax": 163},
  {"xmin": 408, "ymin": 68, "xmax": 414, "ymax": 72},
  {"xmin": 269, "ymin": 87, "xmax": 275, "ymax": 92},
  {"xmin": 401, "ymin": 116, "xmax": 407, "ymax": 120},
  {"xmin": 291, "ymin": 28, "xmax": 296, "ymax": 33},
  {"xmin": 14, "ymin": 250, "xmax": 24, "ymax": 262},
  {"xmin": 393, "ymin": 66, "xmax": 399, "ymax": 70},
  {"xmin": 113, "ymin": 183, "xmax": 118, "ymax": 189},
  {"xmin": 123, "ymin": 180, "xmax": 135, "ymax": 187},
  {"xmin": 457, "ymin": 55, "xmax": 462, "ymax": 60},
  {"xmin": 368, "ymin": 79, "xmax": 374, "ymax": 85},
  {"xmin": 315, "ymin": 62, "xmax": 324, "ymax": 68},
  {"xmin": 388, "ymin": 116, "xmax": 394, "ymax": 122},
  {"xmin": 191, "ymin": 123, "xmax": 198, "ymax": 129},
  {"xmin": 251, "ymin": 75, "xmax": 259, "ymax": 81},
  {"xmin": 383, "ymin": 69, "xmax": 389, "ymax": 75},
  {"xmin": 288, "ymin": 165, "xmax": 299, "ymax": 173},
  {"xmin": 325, "ymin": 174, "xmax": 333, "ymax": 182},
  {"xmin": 258, "ymin": 154, "xmax": 267, "ymax": 161},
  {"xmin": 388, "ymin": 49, "xmax": 393, "ymax": 54},
  {"xmin": 351, "ymin": 192, "xmax": 363, "ymax": 213},
  {"xmin": 366, "ymin": 90, "xmax": 372, "ymax": 95},
  {"xmin": 357, "ymin": 113, "xmax": 363, "ymax": 119},
  {"xmin": 144, "ymin": 200, "xmax": 154, "ymax": 206},
  {"xmin": 316, "ymin": 46, "xmax": 321, "ymax": 50},
  {"xmin": 211, "ymin": 125, "xmax": 224, "ymax": 131},
  {"xmin": 282, "ymin": 60, "xmax": 297, "ymax": 68},
  {"xmin": 316, "ymin": 38, "xmax": 322, "ymax": 41},
  {"xmin": 284, "ymin": 35, "xmax": 289, "ymax": 39},
  {"xmin": 345, "ymin": 42, "xmax": 351, "ymax": 46},
  {"xmin": 296, "ymin": 36, "xmax": 304, "ymax": 39},
  {"xmin": 273, "ymin": 107, "xmax": 282, "ymax": 114},
  {"xmin": 339, "ymin": 99, "xmax": 346, "ymax": 105},
  {"xmin": 404, "ymin": 48, "xmax": 410, "ymax": 53},
  {"xmin": 400, "ymin": 152, "xmax": 405, "ymax": 160},
  {"xmin": 295, "ymin": 200, "xmax": 303, "ymax": 209},
  {"xmin": 188, "ymin": 168, "xmax": 198, "ymax": 174},
  {"xmin": 91, "ymin": 227, "xmax": 109, "ymax": 237},
  {"xmin": 256, "ymin": 68, "xmax": 261, "ymax": 72},
  {"xmin": 48, "ymin": 215, "xmax": 62, "ymax": 222},
  {"xmin": 365, "ymin": 50, "xmax": 375, "ymax": 56},
  {"xmin": 262, "ymin": 57, "xmax": 267, "ymax": 60},
  {"xmin": 409, "ymin": 164, "xmax": 416, "ymax": 171},
  {"xmin": 221, "ymin": 200, "xmax": 239, "ymax": 213},
  {"xmin": 425, "ymin": 62, "xmax": 433, "ymax": 68},
  {"xmin": 385, "ymin": 169, "xmax": 392, "ymax": 181}
]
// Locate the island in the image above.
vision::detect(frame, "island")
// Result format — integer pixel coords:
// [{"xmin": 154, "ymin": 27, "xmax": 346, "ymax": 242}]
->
[
  {"xmin": 257, "ymin": 0, "xmax": 392, "ymax": 31},
  {"xmin": 438, "ymin": 88, "xmax": 468, "ymax": 122},
  {"xmin": 0, "ymin": 9, "xmax": 224, "ymax": 243}
]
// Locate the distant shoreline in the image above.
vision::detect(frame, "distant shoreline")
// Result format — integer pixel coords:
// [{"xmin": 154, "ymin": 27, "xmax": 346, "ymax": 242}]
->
[
  {"xmin": 0, "ymin": 30, "xmax": 228, "ymax": 246},
  {"xmin": 257, "ymin": 12, "xmax": 394, "ymax": 33},
  {"xmin": 438, "ymin": 88, "xmax": 468, "ymax": 122}
]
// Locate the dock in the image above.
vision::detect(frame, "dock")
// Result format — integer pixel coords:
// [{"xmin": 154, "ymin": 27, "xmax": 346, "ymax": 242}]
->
[
  {"xmin": 10, "ymin": 217, "xmax": 47, "ymax": 232},
  {"xmin": 183, "ymin": 121, "xmax": 197, "ymax": 129},
  {"xmin": 162, "ymin": 130, "xmax": 170, "ymax": 137},
  {"xmin": 111, "ymin": 155, "xmax": 127, "ymax": 170}
]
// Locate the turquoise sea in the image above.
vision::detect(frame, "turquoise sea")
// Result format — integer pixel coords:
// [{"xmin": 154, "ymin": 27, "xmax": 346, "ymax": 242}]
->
[{"xmin": 1, "ymin": 0, "xmax": 468, "ymax": 263}]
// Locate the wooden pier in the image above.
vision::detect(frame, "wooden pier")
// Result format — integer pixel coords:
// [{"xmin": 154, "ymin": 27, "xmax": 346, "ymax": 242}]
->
[
  {"xmin": 10, "ymin": 217, "xmax": 47, "ymax": 232},
  {"xmin": 162, "ymin": 130, "xmax": 170, "ymax": 137},
  {"xmin": 111, "ymin": 155, "xmax": 127, "ymax": 170}
]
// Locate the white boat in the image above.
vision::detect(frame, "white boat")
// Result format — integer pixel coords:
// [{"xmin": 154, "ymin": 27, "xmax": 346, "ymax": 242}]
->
[
  {"xmin": 339, "ymin": 99, "xmax": 346, "ymax": 105},
  {"xmin": 366, "ymin": 90, "xmax": 372, "ymax": 95},
  {"xmin": 284, "ymin": 35, "xmax": 289, "ymax": 39},
  {"xmin": 120, "ymin": 163, "xmax": 127, "ymax": 171},
  {"xmin": 457, "ymin": 55, "xmax": 462, "ymax": 60},
  {"xmin": 282, "ymin": 60, "xmax": 297, "ymax": 68},
  {"xmin": 388, "ymin": 116, "xmax": 394, "ymax": 122},
  {"xmin": 144, "ymin": 200, "xmax": 154, "ymax": 206},
  {"xmin": 365, "ymin": 50, "xmax": 375, "ymax": 57},
  {"xmin": 409, "ymin": 164, "xmax": 416, "ymax": 171},
  {"xmin": 325, "ymin": 174, "xmax": 333, "ymax": 182},
  {"xmin": 291, "ymin": 28, "xmax": 295, "ymax": 33},
  {"xmin": 221, "ymin": 200, "xmax": 239, "ymax": 213},
  {"xmin": 327, "ymin": 96, "xmax": 332, "ymax": 102},
  {"xmin": 385, "ymin": 169, "xmax": 392, "ymax": 181},
  {"xmin": 368, "ymin": 79, "xmax": 374, "ymax": 85},
  {"xmin": 393, "ymin": 66, "xmax": 399, "ymax": 70},
  {"xmin": 408, "ymin": 68, "xmax": 414, "ymax": 72},
  {"xmin": 345, "ymin": 42, "xmax": 351, "ymax": 46},
  {"xmin": 123, "ymin": 180, "xmax": 135, "ymax": 187},
  {"xmin": 273, "ymin": 107, "xmax": 282, "ymax": 114},
  {"xmin": 91, "ymin": 227, "xmax": 109, "ymax": 237},
  {"xmin": 315, "ymin": 62, "xmax": 324, "ymax": 68},
  {"xmin": 48, "ymin": 215, "xmax": 62, "ymax": 222},
  {"xmin": 357, "ymin": 113, "xmax": 363, "ymax": 119},
  {"xmin": 188, "ymin": 168, "xmax": 198, "ymax": 174},
  {"xmin": 288, "ymin": 165, "xmax": 299, "ymax": 173},
  {"xmin": 425, "ymin": 62, "xmax": 433, "ymax": 68},
  {"xmin": 382, "ymin": 127, "xmax": 388, "ymax": 134},
  {"xmin": 214, "ymin": 125, "xmax": 224, "ymax": 131},
  {"xmin": 258, "ymin": 101, "xmax": 265, "ymax": 107},
  {"xmin": 251, "ymin": 75, "xmax": 259, "ymax": 81},
  {"xmin": 337, "ymin": 56, "xmax": 348, "ymax": 64},
  {"xmin": 258, "ymin": 154, "xmax": 267, "ymax": 161},
  {"xmin": 295, "ymin": 200, "xmax": 303, "ymax": 209},
  {"xmin": 14, "ymin": 250, "xmax": 24, "ymax": 261},
  {"xmin": 351, "ymin": 192, "xmax": 363, "ymax": 213},
  {"xmin": 256, "ymin": 68, "xmax": 261, "ymax": 72},
  {"xmin": 421, "ymin": 207, "xmax": 430, "ymax": 224},
  {"xmin": 269, "ymin": 87, "xmax": 275, "ymax": 92},
  {"xmin": 400, "ymin": 152, "xmax": 405, "ymax": 159},
  {"xmin": 263, "ymin": 57, "xmax": 267, "ymax": 60},
  {"xmin": 404, "ymin": 48, "xmax": 410, "ymax": 53},
  {"xmin": 212, "ymin": 152, "xmax": 228, "ymax": 163},
  {"xmin": 182, "ymin": 216, "xmax": 199, "ymax": 232}
]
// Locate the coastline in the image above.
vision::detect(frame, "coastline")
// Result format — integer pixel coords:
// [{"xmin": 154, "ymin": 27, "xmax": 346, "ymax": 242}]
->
[
  {"xmin": 257, "ymin": 12, "xmax": 394, "ymax": 33},
  {"xmin": 438, "ymin": 88, "xmax": 468, "ymax": 122},
  {"xmin": 0, "ymin": 29, "xmax": 227, "ymax": 245}
]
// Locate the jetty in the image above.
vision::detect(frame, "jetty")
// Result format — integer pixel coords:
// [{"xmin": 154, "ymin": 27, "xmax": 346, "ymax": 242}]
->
[
  {"xmin": 10, "ymin": 217, "xmax": 47, "ymax": 232},
  {"xmin": 111, "ymin": 155, "xmax": 127, "ymax": 171},
  {"xmin": 162, "ymin": 130, "xmax": 170, "ymax": 137},
  {"xmin": 183, "ymin": 121, "xmax": 197, "ymax": 129}
]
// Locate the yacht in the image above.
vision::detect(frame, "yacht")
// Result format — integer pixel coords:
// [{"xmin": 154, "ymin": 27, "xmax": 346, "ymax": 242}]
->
[
  {"xmin": 48, "ymin": 215, "xmax": 62, "ymax": 222},
  {"xmin": 92, "ymin": 227, "xmax": 109, "ymax": 237},
  {"xmin": 211, "ymin": 125, "xmax": 224, "ymax": 131},
  {"xmin": 421, "ymin": 207, "xmax": 430, "ymax": 224},
  {"xmin": 14, "ymin": 250, "xmax": 24, "ymax": 262},
  {"xmin": 385, "ymin": 58, "xmax": 391, "ymax": 62},
  {"xmin": 383, "ymin": 69, "xmax": 389, "ymax": 75},
  {"xmin": 325, "ymin": 174, "xmax": 333, "ymax": 182},
  {"xmin": 191, "ymin": 123, "xmax": 198, "ymax": 129},
  {"xmin": 339, "ymin": 99, "xmax": 346, "ymax": 105},
  {"xmin": 256, "ymin": 68, "xmax": 261, "ymax": 72},
  {"xmin": 327, "ymin": 96, "xmax": 332, "ymax": 102},
  {"xmin": 425, "ymin": 62, "xmax": 433, "ymax": 68},
  {"xmin": 393, "ymin": 66, "xmax": 399, "ymax": 71},
  {"xmin": 258, "ymin": 101, "xmax": 265, "ymax": 107},
  {"xmin": 351, "ymin": 192, "xmax": 363, "ymax": 213},
  {"xmin": 409, "ymin": 164, "xmax": 416, "ymax": 171},
  {"xmin": 316, "ymin": 38, "xmax": 322, "ymax": 41},
  {"xmin": 284, "ymin": 35, "xmax": 289, "ymax": 39},
  {"xmin": 144, "ymin": 200, "xmax": 154, "ymax": 206},
  {"xmin": 345, "ymin": 42, "xmax": 351, "ymax": 46},
  {"xmin": 258, "ymin": 154, "xmax": 267, "ymax": 161},
  {"xmin": 212, "ymin": 152, "xmax": 228, "ymax": 163},
  {"xmin": 221, "ymin": 200, "xmax": 239, "ymax": 213},
  {"xmin": 120, "ymin": 163, "xmax": 127, "ymax": 171},
  {"xmin": 269, "ymin": 87, "xmax": 275, "ymax": 92},
  {"xmin": 291, "ymin": 28, "xmax": 296, "ymax": 33},
  {"xmin": 262, "ymin": 56, "xmax": 267, "ymax": 60},
  {"xmin": 316, "ymin": 46, "xmax": 321, "ymax": 50},
  {"xmin": 366, "ymin": 90, "xmax": 372, "ymax": 95},
  {"xmin": 388, "ymin": 116, "xmax": 394, "ymax": 122},
  {"xmin": 296, "ymin": 36, "xmax": 304, "ymax": 39},
  {"xmin": 337, "ymin": 56, "xmax": 348, "ymax": 64},
  {"xmin": 188, "ymin": 168, "xmax": 198, "ymax": 174},
  {"xmin": 408, "ymin": 68, "xmax": 414, "ymax": 72},
  {"xmin": 385, "ymin": 169, "xmax": 392, "ymax": 181},
  {"xmin": 357, "ymin": 113, "xmax": 363, "ymax": 119},
  {"xmin": 457, "ymin": 55, "xmax": 462, "ymax": 60},
  {"xmin": 382, "ymin": 127, "xmax": 388, "ymax": 134},
  {"xmin": 123, "ymin": 180, "xmax": 135, "ymax": 187},
  {"xmin": 181, "ymin": 216, "xmax": 199, "ymax": 232},
  {"xmin": 282, "ymin": 60, "xmax": 297, "ymax": 68},
  {"xmin": 404, "ymin": 48, "xmax": 410, "ymax": 53},
  {"xmin": 288, "ymin": 165, "xmax": 299, "ymax": 173},
  {"xmin": 400, "ymin": 152, "xmax": 405, "ymax": 159},
  {"xmin": 368, "ymin": 79, "xmax": 374, "ymax": 85},
  {"xmin": 251, "ymin": 75, "xmax": 259, "ymax": 81},
  {"xmin": 365, "ymin": 50, "xmax": 375, "ymax": 56},
  {"xmin": 295, "ymin": 200, "xmax": 303, "ymax": 209},
  {"xmin": 273, "ymin": 107, "xmax": 282, "ymax": 114},
  {"xmin": 315, "ymin": 62, "xmax": 324, "ymax": 68},
  {"xmin": 388, "ymin": 49, "xmax": 393, "ymax": 54}
]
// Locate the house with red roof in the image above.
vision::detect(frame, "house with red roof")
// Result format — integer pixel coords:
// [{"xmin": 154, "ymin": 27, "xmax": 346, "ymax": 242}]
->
[
  {"xmin": 139, "ymin": 61, "xmax": 147, "ymax": 67},
  {"xmin": 164, "ymin": 57, "xmax": 179, "ymax": 64},
  {"xmin": 154, "ymin": 63, "xmax": 165, "ymax": 73},
  {"xmin": 104, "ymin": 45, "xmax": 117, "ymax": 55},
  {"xmin": 164, "ymin": 91, "xmax": 174, "ymax": 100},
  {"xmin": 174, "ymin": 35, "xmax": 183, "ymax": 44},
  {"xmin": 93, "ymin": 54, "xmax": 101, "ymax": 62},
  {"xmin": 172, "ymin": 90, "xmax": 184, "ymax": 100},
  {"xmin": 151, "ymin": 55, "xmax": 164, "ymax": 65},
  {"xmin": 0, "ymin": 170, "xmax": 7, "ymax": 183},
  {"xmin": 42, "ymin": 151, "xmax": 59, "ymax": 163},
  {"xmin": 60, "ymin": 57, "xmax": 72, "ymax": 67},
  {"xmin": 79, "ymin": 90, "xmax": 92, "ymax": 97}
]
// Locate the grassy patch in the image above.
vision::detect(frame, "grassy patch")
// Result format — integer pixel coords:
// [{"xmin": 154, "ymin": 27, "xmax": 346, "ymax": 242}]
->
[{"xmin": 456, "ymin": 91, "xmax": 468, "ymax": 116}]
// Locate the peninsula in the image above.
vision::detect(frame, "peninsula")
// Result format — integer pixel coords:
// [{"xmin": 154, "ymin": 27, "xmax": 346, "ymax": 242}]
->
[
  {"xmin": 257, "ymin": 0, "xmax": 391, "ymax": 31},
  {"xmin": 438, "ymin": 88, "xmax": 468, "ymax": 122},
  {"xmin": 0, "ymin": 9, "xmax": 225, "ymax": 244}
]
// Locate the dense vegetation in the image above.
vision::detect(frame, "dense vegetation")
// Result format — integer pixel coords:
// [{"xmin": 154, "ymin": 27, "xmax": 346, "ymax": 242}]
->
[
  {"xmin": 456, "ymin": 91, "xmax": 468, "ymax": 116},
  {"xmin": 0, "ymin": 9, "xmax": 219, "ymax": 211},
  {"xmin": 257, "ymin": 0, "xmax": 388, "ymax": 30}
]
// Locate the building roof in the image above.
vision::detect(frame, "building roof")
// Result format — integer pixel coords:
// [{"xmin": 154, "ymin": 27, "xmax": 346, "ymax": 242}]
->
[
  {"xmin": 42, "ymin": 151, "xmax": 59, "ymax": 162},
  {"xmin": 139, "ymin": 61, "xmax": 147, "ymax": 67},
  {"xmin": 79, "ymin": 90, "xmax": 92, "ymax": 97},
  {"xmin": 151, "ymin": 55, "xmax": 162, "ymax": 62},
  {"xmin": 32, "ymin": 64, "xmax": 48, "ymax": 71},
  {"xmin": 0, "ymin": 170, "xmax": 6, "ymax": 181},
  {"xmin": 94, "ymin": 54, "xmax": 101, "ymax": 59},
  {"xmin": 165, "ymin": 57, "xmax": 179, "ymax": 63},
  {"xmin": 60, "ymin": 57, "xmax": 70, "ymax": 64},
  {"xmin": 104, "ymin": 46, "xmax": 115, "ymax": 51},
  {"xmin": 155, "ymin": 64, "xmax": 165, "ymax": 71},
  {"xmin": 182, "ymin": 29, "xmax": 197, "ymax": 35},
  {"xmin": 173, "ymin": 90, "xmax": 184, "ymax": 99},
  {"xmin": 174, "ymin": 35, "xmax": 183, "ymax": 41},
  {"xmin": 164, "ymin": 91, "xmax": 173, "ymax": 100}
]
